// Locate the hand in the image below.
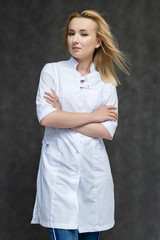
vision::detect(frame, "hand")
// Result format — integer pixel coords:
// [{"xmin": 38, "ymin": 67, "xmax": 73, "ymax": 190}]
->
[
  {"xmin": 91, "ymin": 105, "xmax": 118, "ymax": 122},
  {"xmin": 44, "ymin": 89, "xmax": 61, "ymax": 110}
]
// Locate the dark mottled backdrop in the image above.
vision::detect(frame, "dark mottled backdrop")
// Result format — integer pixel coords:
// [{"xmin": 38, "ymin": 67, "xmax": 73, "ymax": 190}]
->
[{"xmin": 0, "ymin": 0, "xmax": 160, "ymax": 239}]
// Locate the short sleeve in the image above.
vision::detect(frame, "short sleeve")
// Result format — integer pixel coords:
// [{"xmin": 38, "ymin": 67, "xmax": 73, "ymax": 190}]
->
[
  {"xmin": 101, "ymin": 84, "xmax": 118, "ymax": 140},
  {"xmin": 36, "ymin": 63, "xmax": 58, "ymax": 122}
]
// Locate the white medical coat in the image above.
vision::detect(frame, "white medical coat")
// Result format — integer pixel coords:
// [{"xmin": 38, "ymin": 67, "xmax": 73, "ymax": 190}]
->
[{"xmin": 31, "ymin": 56, "xmax": 118, "ymax": 233}]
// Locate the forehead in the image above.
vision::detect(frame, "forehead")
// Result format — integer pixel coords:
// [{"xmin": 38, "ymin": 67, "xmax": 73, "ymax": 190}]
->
[{"xmin": 68, "ymin": 17, "xmax": 97, "ymax": 31}]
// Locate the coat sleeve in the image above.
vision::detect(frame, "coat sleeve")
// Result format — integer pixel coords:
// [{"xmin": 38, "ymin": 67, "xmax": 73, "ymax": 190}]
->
[
  {"xmin": 101, "ymin": 84, "xmax": 118, "ymax": 140},
  {"xmin": 36, "ymin": 63, "xmax": 58, "ymax": 122}
]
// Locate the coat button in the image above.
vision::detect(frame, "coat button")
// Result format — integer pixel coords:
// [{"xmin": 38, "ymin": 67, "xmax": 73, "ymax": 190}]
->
[{"xmin": 80, "ymin": 80, "xmax": 85, "ymax": 83}]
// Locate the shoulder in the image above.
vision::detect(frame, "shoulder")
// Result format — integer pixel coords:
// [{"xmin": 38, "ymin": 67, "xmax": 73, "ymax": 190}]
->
[
  {"xmin": 101, "ymin": 81, "xmax": 117, "ymax": 91},
  {"xmin": 100, "ymin": 81, "xmax": 118, "ymax": 99},
  {"xmin": 41, "ymin": 59, "xmax": 70, "ymax": 74},
  {"xmin": 42, "ymin": 60, "xmax": 68, "ymax": 71}
]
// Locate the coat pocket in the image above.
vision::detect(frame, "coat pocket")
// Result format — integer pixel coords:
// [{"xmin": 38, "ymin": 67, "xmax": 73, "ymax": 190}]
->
[
  {"xmin": 93, "ymin": 140, "xmax": 112, "ymax": 179},
  {"xmin": 39, "ymin": 140, "xmax": 61, "ymax": 178}
]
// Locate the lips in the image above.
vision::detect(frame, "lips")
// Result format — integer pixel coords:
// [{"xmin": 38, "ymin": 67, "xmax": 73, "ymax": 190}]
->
[{"xmin": 72, "ymin": 47, "xmax": 81, "ymax": 50}]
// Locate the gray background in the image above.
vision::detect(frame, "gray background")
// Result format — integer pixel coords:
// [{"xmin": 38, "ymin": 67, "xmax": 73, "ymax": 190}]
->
[{"xmin": 0, "ymin": 0, "xmax": 160, "ymax": 239}]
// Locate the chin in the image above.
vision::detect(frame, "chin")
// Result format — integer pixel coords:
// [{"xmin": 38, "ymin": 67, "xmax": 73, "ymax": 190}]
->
[
  {"xmin": 71, "ymin": 52, "xmax": 82, "ymax": 59},
  {"xmin": 70, "ymin": 51, "xmax": 93, "ymax": 62}
]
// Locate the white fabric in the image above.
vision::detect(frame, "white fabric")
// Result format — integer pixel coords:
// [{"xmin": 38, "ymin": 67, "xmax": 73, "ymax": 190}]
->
[{"xmin": 31, "ymin": 56, "xmax": 118, "ymax": 233}]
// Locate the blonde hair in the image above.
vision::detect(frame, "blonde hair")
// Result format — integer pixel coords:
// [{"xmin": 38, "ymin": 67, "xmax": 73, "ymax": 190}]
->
[{"xmin": 63, "ymin": 10, "xmax": 130, "ymax": 85}]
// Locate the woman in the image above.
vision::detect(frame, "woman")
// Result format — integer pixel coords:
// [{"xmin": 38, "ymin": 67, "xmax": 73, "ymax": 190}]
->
[{"xmin": 31, "ymin": 10, "xmax": 129, "ymax": 240}]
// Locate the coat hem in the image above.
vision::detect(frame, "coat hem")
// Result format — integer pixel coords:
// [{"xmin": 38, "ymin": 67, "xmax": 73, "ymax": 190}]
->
[
  {"xmin": 78, "ymin": 221, "xmax": 115, "ymax": 233},
  {"xmin": 31, "ymin": 218, "xmax": 115, "ymax": 233}
]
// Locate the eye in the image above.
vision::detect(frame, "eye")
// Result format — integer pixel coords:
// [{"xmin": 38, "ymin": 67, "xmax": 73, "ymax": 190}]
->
[
  {"xmin": 68, "ymin": 32, "xmax": 75, "ymax": 36},
  {"xmin": 81, "ymin": 33, "xmax": 88, "ymax": 36}
]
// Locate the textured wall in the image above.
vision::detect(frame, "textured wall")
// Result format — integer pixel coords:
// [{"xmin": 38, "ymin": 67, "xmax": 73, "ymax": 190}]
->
[{"xmin": 0, "ymin": 0, "xmax": 160, "ymax": 239}]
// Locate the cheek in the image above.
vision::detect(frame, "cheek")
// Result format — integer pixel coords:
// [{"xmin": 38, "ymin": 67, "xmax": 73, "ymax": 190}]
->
[
  {"xmin": 82, "ymin": 38, "xmax": 96, "ymax": 48},
  {"xmin": 67, "ymin": 37, "xmax": 71, "ymax": 48}
]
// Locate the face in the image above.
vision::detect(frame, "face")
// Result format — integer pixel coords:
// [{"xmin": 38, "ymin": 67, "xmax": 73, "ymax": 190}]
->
[{"xmin": 67, "ymin": 17, "xmax": 101, "ymax": 62}]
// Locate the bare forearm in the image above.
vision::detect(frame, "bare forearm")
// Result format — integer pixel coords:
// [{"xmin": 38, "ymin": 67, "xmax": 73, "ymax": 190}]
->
[
  {"xmin": 41, "ymin": 92, "xmax": 118, "ymax": 129},
  {"xmin": 40, "ymin": 110, "xmax": 95, "ymax": 128},
  {"xmin": 73, "ymin": 123, "xmax": 112, "ymax": 140}
]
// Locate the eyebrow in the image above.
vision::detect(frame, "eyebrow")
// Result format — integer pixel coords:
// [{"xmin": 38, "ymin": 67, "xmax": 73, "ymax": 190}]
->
[{"xmin": 68, "ymin": 29, "xmax": 88, "ymax": 32}]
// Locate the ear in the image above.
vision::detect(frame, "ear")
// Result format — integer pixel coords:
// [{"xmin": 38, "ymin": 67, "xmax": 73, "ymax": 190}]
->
[{"xmin": 95, "ymin": 38, "xmax": 102, "ymax": 49}]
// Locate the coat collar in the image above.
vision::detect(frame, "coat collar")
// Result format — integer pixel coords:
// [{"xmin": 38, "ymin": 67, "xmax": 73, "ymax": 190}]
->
[
  {"xmin": 68, "ymin": 56, "xmax": 101, "ymax": 86},
  {"xmin": 69, "ymin": 56, "xmax": 95, "ymax": 73}
]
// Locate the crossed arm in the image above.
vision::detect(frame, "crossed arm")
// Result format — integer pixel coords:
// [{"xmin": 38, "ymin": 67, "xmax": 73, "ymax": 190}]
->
[{"xmin": 41, "ymin": 89, "xmax": 118, "ymax": 140}]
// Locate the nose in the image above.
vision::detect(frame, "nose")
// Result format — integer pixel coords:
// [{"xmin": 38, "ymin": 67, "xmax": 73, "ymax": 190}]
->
[{"xmin": 72, "ymin": 34, "xmax": 79, "ymax": 44}]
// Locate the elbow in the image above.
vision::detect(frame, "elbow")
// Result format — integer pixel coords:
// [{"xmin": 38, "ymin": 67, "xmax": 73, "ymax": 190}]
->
[
  {"xmin": 101, "ymin": 132, "xmax": 112, "ymax": 140},
  {"xmin": 106, "ymin": 133, "xmax": 113, "ymax": 140},
  {"xmin": 103, "ymin": 128, "xmax": 113, "ymax": 140},
  {"xmin": 40, "ymin": 118, "xmax": 47, "ymax": 126},
  {"xmin": 106, "ymin": 125, "xmax": 117, "ymax": 140},
  {"xmin": 39, "ymin": 110, "xmax": 59, "ymax": 127}
]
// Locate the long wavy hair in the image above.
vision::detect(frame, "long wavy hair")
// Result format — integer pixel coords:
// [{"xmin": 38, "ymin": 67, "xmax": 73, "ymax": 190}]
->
[{"xmin": 63, "ymin": 10, "xmax": 130, "ymax": 85}]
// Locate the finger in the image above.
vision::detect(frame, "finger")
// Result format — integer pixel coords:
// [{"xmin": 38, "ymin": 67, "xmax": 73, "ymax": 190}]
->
[
  {"xmin": 51, "ymin": 89, "xmax": 57, "ymax": 95},
  {"xmin": 44, "ymin": 90, "xmax": 58, "ymax": 100},
  {"xmin": 107, "ymin": 105, "xmax": 117, "ymax": 110},
  {"xmin": 109, "ymin": 109, "xmax": 118, "ymax": 115},
  {"xmin": 108, "ymin": 116, "xmax": 117, "ymax": 121},
  {"xmin": 44, "ymin": 96, "xmax": 57, "ymax": 103},
  {"xmin": 44, "ymin": 95, "xmax": 53, "ymax": 101},
  {"xmin": 44, "ymin": 93, "xmax": 58, "ymax": 101},
  {"xmin": 44, "ymin": 92, "xmax": 54, "ymax": 98},
  {"xmin": 106, "ymin": 109, "xmax": 118, "ymax": 116},
  {"xmin": 109, "ymin": 111, "xmax": 118, "ymax": 118},
  {"xmin": 46, "ymin": 100, "xmax": 58, "ymax": 107},
  {"xmin": 51, "ymin": 89, "xmax": 58, "ymax": 101},
  {"xmin": 46, "ymin": 99, "xmax": 55, "ymax": 105},
  {"xmin": 110, "ymin": 111, "xmax": 118, "ymax": 117},
  {"xmin": 109, "ymin": 112, "xmax": 118, "ymax": 120}
]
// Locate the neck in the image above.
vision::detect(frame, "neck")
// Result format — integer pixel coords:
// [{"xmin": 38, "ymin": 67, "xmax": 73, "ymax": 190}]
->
[{"xmin": 75, "ymin": 57, "xmax": 93, "ymax": 76}]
